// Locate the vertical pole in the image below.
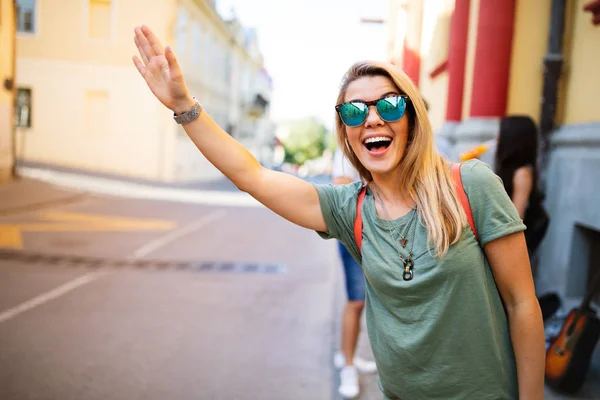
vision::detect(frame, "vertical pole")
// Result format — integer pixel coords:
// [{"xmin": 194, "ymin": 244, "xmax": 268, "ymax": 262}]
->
[{"xmin": 539, "ymin": 0, "xmax": 566, "ymax": 193}]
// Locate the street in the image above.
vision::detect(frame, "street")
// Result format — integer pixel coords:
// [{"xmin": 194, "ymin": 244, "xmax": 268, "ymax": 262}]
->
[{"xmin": 0, "ymin": 183, "xmax": 378, "ymax": 400}]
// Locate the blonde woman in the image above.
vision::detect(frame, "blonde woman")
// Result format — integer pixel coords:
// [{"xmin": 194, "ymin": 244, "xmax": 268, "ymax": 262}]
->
[{"xmin": 132, "ymin": 25, "xmax": 545, "ymax": 399}]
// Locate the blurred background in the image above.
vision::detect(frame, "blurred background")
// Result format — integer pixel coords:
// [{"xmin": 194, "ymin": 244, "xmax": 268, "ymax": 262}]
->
[{"xmin": 1, "ymin": 0, "xmax": 599, "ymax": 399}]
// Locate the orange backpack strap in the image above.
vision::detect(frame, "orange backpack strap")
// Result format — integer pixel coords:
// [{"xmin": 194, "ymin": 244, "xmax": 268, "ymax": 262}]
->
[
  {"xmin": 354, "ymin": 185, "xmax": 368, "ymax": 253},
  {"xmin": 451, "ymin": 163, "xmax": 479, "ymax": 240}
]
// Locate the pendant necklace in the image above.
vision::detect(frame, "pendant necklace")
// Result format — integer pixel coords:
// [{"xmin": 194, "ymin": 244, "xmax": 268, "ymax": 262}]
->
[{"xmin": 373, "ymin": 183, "xmax": 418, "ymax": 281}]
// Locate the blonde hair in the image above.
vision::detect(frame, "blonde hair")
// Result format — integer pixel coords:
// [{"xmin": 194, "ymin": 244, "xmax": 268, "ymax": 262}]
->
[{"xmin": 335, "ymin": 61, "xmax": 466, "ymax": 258}]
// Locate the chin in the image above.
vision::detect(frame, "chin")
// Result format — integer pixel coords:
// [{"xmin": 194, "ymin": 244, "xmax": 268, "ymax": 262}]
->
[{"xmin": 360, "ymin": 159, "xmax": 396, "ymax": 176}]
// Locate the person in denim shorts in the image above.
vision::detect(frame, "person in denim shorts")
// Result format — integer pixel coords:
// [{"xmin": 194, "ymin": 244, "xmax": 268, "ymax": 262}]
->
[{"xmin": 331, "ymin": 148, "xmax": 377, "ymax": 398}]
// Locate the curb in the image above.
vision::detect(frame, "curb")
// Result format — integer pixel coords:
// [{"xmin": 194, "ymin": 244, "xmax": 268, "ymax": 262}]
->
[{"xmin": 17, "ymin": 167, "xmax": 263, "ymax": 208}]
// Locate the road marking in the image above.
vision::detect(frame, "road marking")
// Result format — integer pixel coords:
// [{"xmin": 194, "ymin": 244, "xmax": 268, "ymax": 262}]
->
[
  {"xmin": 0, "ymin": 271, "xmax": 104, "ymax": 324},
  {"xmin": 131, "ymin": 209, "xmax": 227, "ymax": 259},
  {"xmin": 0, "ymin": 212, "xmax": 225, "ymax": 324},
  {"xmin": 0, "ymin": 212, "xmax": 177, "ymax": 249}
]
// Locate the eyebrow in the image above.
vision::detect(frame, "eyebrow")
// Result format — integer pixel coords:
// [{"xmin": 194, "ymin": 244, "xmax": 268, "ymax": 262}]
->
[{"xmin": 347, "ymin": 91, "xmax": 399, "ymax": 103}]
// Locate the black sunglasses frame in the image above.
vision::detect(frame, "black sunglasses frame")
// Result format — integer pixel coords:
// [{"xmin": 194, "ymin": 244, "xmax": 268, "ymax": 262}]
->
[{"xmin": 335, "ymin": 95, "xmax": 411, "ymax": 126}]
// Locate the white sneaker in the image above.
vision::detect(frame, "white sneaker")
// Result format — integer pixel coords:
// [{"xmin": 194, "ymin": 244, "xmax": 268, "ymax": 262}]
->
[
  {"xmin": 333, "ymin": 352, "xmax": 346, "ymax": 368},
  {"xmin": 353, "ymin": 357, "xmax": 377, "ymax": 374},
  {"xmin": 334, "ymin": 352, "xmax": 378, "ymax": 374},
  {"xmin": 338, "ymin": 365, "xmax": 360, "ymax": 398}
]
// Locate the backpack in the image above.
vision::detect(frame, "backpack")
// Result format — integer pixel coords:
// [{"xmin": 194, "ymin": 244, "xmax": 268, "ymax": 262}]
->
[{"xmin": 353, "ymin": 163, "xmax": 478, "ymax": 252}]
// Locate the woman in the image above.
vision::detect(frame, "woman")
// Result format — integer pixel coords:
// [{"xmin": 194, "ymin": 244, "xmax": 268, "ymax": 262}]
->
[
  {"xmin": 132, "ymin": 25, "xmax": 545, "ymax": 399},
  {"xmin": 495, "ymin": 116, "xmax": 549, "ymax": 258}
]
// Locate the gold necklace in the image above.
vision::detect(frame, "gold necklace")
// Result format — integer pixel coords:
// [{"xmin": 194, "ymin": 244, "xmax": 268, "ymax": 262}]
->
[{"xmin": 372, "ymin": 183, "xmax": 418, "ymax": 281}]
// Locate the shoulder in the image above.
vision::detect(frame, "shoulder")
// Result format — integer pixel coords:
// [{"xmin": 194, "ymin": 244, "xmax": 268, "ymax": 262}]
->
[
  {"xmin": 459, "ymin": 159, "xmax": 502, "ymax": 190},
  {"xmin": 458, "ymin": 160, "xmax": 525, "ymax": 245},
  {"xmin": 458, "ymin": 159, "xmax": 512, "ymax": 207},
  {"xmin": 312, "ymin": 181, "xmax": 365, "ymax": 240},
  {"xmin": 313, "ymin": 181, "xmax": 364, "ymax": 208},
  {"xmin": 513, "ymin": 166, "xmax": 533, "ymax": 183}
]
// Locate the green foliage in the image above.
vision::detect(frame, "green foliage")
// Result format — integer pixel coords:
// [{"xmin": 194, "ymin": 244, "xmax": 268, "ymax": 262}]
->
[{"xmin": 282, "ymin": 118, "xmax": 331, "ymax": 166}]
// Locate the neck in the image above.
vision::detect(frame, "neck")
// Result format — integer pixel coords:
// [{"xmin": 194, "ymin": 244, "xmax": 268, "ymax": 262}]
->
[{"xmin": 371, "ymin": 173, "xmax": 415, "ymax": 217}]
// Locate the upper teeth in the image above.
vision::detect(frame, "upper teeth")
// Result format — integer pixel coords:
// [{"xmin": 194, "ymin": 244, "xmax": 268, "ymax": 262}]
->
[{"xmin": 364, "ymin": 136, "xmax": 391, "ymax": 144}]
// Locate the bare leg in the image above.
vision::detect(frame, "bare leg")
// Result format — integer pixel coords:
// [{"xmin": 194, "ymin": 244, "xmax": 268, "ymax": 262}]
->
[{"xmin": 341, "ymin": 300, "xmax": 365, "ymax": 366}]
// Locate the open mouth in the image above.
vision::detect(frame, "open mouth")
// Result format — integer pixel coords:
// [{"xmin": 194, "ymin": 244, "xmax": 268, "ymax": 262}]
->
[{"xmin": 363, "ymin": 136, "xmax": 392, "ymax": 152}]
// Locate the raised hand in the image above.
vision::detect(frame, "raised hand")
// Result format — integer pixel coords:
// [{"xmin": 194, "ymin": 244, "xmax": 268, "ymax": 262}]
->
[{"xmin": 132, "ymin": 25, "xmax": 195, "ymax": 114}]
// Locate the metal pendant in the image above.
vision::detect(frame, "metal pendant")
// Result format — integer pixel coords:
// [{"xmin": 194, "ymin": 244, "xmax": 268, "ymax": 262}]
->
[
  {"xmin": 402, "ymin": 256, "xmax": 414, "ymax": 281},
  {"xmin": 400, "ymin": 238, "xmax": 407, "ymax": 248}
]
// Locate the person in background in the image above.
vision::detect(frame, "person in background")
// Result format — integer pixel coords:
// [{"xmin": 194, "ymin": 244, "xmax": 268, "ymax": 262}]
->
[
  {"xmin": 494, "ymin": 116, "xmax": 557, "ymax": 321},
  {"xmin": 494, "ymin": 116, "xmax": 549, "ymax": 260},
  {"xmin": 331, "ymin": 147, "xmax": 377, "ymax": 398}
]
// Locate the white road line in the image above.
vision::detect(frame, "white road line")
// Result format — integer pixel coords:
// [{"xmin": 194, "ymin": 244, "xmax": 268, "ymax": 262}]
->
[
  {"xmin": 0, "ymin": 210, "xmax": 226, "ymax": 324},
  {"xmin": 0, "ymin": 271, "xmax": 104, "ymax": 324},
  {"xmin": 130, "ymin": 209, "xmax": 227, "ymax": 259}
]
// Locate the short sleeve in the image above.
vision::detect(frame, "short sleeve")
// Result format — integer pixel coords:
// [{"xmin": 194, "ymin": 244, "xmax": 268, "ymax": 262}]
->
[
  {"xmin": 460, "ymin": 160, "xmax": 526, "ymax": 246},
  {"xmin": 312, "ymin": 181, "xmax": 364, "ymax": 261}
]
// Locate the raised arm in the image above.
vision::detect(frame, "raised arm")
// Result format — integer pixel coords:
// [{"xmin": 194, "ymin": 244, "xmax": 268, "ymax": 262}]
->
[{"xmin": 132, "ymin": 25, "xmax": 326, "ymax": 231}]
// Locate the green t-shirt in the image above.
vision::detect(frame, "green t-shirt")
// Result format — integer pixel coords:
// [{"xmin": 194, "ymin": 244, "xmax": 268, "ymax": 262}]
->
[{"xmin": 314, "ymin": 160, "xmax": 526, "ymax": 400}]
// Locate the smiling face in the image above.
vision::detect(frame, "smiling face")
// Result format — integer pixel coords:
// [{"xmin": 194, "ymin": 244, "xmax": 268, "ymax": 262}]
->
[{"xmin": 342, "ymin": 75, "xmax": 411, "ymax": 180}]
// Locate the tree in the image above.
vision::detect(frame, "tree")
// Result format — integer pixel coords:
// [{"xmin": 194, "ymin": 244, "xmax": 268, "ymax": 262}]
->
[{"xmin": 282, "ymin": 118, "xmax": 330, "ymax": 166}]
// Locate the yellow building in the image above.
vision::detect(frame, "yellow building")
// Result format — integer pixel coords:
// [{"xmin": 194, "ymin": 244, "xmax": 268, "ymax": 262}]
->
[
  {"xmin": 389, "ymin": 0, "xmax": 600, "ymax": 308},
  {"xmin": 0, "ymin": 0, "xmax": 16, "ymax": 183},
  {"xmin": 14, "ymin": 0, "xmax": 272, "ymax": 183}
]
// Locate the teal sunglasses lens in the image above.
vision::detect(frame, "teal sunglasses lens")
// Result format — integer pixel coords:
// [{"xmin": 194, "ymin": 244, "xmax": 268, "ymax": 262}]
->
[
  {"xmin": 376, "ymin": 96, "xmax": 406, "ymax": 122},
  {"xmin": 338, "ymin": 102, "xmax": 368, "ymax": 127}
]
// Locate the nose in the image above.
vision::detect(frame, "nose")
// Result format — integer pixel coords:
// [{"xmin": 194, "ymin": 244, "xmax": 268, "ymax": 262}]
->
[{"xmin": 364, "ymin": 104, "xmax": 384, "ymax": 128}]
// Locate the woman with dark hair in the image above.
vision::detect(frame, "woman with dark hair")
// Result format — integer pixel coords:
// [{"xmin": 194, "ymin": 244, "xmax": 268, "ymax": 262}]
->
[{"xmin": 495, "ymin": 115, "xmax": 549, "ymax": 258}]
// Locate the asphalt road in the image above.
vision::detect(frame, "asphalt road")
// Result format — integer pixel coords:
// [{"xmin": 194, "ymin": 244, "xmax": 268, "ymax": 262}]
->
[{"xmin": 0, "ymin": 191, "xmax": 379, "ymax": 400}]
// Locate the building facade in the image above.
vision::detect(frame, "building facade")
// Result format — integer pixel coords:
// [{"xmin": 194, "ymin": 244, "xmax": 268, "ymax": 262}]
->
[
  {"xmin": 0, "ymin": 0, "xmax": 16, "ymax": 183},
  {"xmin": 14, "ymin": 0, "xmax": 273, "ymax": 183},
  {"xmin": 388, "ymin": 0, "xmax": 600, "ymax": 301}
]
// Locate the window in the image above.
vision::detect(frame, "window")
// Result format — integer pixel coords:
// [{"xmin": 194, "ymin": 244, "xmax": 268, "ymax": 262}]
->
[
  {"xmin": 15, "ymin": 88, "xmax": 32, "ymax": 128},
  {"xmin": 89, "ymin": 0, "xmax": 112, "ymax": 40},
  {"xmin": 16, "ymin": 0, "xmax": 36, "ymax": 33}
]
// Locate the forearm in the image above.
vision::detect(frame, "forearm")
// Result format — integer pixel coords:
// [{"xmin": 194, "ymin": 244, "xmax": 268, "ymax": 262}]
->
[
  {"xmin": 182, "ymin": 109, "xmax": 262, "ymax": 192},
  {"xmin": 506, "ymin": 299, "xmax": 546, "ymax": 400}
]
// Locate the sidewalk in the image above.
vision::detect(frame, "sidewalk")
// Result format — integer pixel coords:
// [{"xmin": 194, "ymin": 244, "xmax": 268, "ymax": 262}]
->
[{"xmin": 13, "ymin": 165, "xmax": 262, "ymax": 208}]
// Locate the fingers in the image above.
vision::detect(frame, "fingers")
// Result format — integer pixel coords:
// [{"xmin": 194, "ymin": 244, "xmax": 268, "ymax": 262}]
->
[
  {"xmin": 141, "ymin": 25, "xmax": 165, "ymax": 58},
  {"xmin": 132, "ymin": 55, "xmax": 147, "ymax": 77},
  {"xmin": 165, "ymin": 46, "xmax": 183, "ymax": 80},
  {"xmin": 134, "ymin": 26, "xmax": 158, "ymax": 63},
  {"xmin": 133, "ymin": 35, "xmax": 149, "ymax": 65}
]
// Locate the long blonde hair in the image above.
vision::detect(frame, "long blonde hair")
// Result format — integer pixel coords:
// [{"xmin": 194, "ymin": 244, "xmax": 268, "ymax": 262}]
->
[{"xmin": 335, "ymin": 61, "xmax": 466, "ymax": 258}]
